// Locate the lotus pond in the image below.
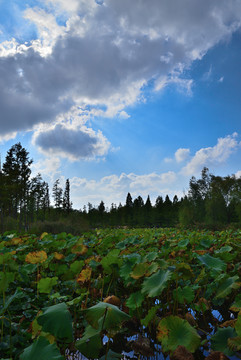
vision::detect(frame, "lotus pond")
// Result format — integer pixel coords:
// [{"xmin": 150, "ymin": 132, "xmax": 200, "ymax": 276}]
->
[{"xmin": 0, "ymin": 228, "xmax": 241, "ymax": 360}]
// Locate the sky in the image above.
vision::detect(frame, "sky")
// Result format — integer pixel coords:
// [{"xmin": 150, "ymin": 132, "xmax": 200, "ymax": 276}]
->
[{"xmin": 1, "ymin": 0, "xmax": 241, "ymax": 210}]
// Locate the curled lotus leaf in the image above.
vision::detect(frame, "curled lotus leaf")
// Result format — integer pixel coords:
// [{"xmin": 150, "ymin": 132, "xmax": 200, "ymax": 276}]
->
[
  {"xmin": 37, "ymin": 303, "xmax": 73, "ymax": 342},
  {"xmin": 84, "ymin": 302, "xmax": 130, "ymax": 330}
]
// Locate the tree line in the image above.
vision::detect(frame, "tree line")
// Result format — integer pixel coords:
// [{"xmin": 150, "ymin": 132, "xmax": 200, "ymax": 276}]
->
[{"xmin": 0, "ymin": 143, "xmax": 241, "ymax": 233}]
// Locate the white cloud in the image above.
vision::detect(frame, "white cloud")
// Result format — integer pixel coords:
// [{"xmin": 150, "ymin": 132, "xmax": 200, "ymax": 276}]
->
[
  {"xmin": 70, "ymin": 170, "xmax": 179, "ymax": 208},
  {"xmin": 235, "ymin": 170, "xmax": 241, "ymax": 178},
  {"xmin": 175, "ymin": 148, "xmax": 190, "ymax": 163},
  {"xmin": 181, "ymin": 133, "xmax": 240, "ymax": 176},
  {"xmin": 31, "ymin": 157, "xmax": 61, "ymax": 181},
  {"xmin": 0, "ymin": 0, "xmax": 241, "ymax": 156}
]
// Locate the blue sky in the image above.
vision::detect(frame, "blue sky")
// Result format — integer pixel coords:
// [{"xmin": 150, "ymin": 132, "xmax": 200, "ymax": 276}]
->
[{"xmin": 1, "ymin": 0, "xmax": 241, "ymax": 209}]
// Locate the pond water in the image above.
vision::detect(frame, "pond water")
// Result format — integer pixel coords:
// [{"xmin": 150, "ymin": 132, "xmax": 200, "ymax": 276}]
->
[{"xmin": 65, "ymin": 307, "xmax": 241, "ymax": 360}]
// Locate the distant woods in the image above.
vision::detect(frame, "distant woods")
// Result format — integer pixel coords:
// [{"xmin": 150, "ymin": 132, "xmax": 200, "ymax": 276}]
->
[{"xmin": 1, "ymin": 143, "xmax": 241, "ymax": 233}]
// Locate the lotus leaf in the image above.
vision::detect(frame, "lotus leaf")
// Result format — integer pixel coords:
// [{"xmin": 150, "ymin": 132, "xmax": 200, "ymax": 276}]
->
[
  {"xmin": 177, "ymin": 239, "xmax": 189, "ymax": 248},
  {"xmin": 37, "ymin": 303, "xmax": 73, "ymax": 342},
  {"xmin": 141, "ymin": 269, "xmax": 171, "ymax": 297},
  {"xmin": 37, "ymin": 277, "xmax": 58, "ymax": 294},
  {"xmin": 131, "ymin": 263, "xmax": 149, "ymax": 279},
  {"xmin": 215, "ymin": 275, "xmax": 240, "ymax": 299},
  {"xmin": 84, "ymin": 302, "xmax": 130, "ymax": 330},
  {"xmin": 0, "ymin": 271, "xmax": 15, "ymax": 292},
  {"xmin": 235, "ymin": 313, "xmax": 241, "ymax": 337},
  {"xmin": 75, "ymin": 324, "xmax": 102, "ymax": 359},
  {"xmin": 228, "ymin": 336, "xmax": 241, "ymax": 351},
  {"xmin": 70, "ymin": 260, "xmax": 84, "ymax": 274},
  {"xmin": 197, "ymin": 254, "xmax": 226, "ymax": 273},
  {"xmin": 25, "ymin": 250, "xmax": 47, "ymax": 264},
  {"xmin": 210, "ymin": 327, "xmax": 236, "ymax": 356},
  {"xmin": 173, "ymin": 285, "xmax": 195, "ymax": 304},
  {"xmin": 157, "ymin": 315, "xmax": 201, "ymax": 352},
  {"xmin": 126, "ymin": 291, "xmax": 144, "ymax": 310},
  {"xmin": 20, "ymin": 337, "xmax": 64, "ymax": 360},
  {"xmin": 99, "ymin": 350, "xmax": 122, "ymax": 360}
]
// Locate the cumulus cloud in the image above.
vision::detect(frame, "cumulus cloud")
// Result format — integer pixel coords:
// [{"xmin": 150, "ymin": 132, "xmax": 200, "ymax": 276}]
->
[
  {"xmin": 31, "ymin": 157, "xmax": 61, "ymax": 181},
  {"xmin": 0, "ymin": 0, "xmax": 241, "ymax": 156},
  {"xmin": 70, "ymin": 170, "xmax": 179, "ymax": 208},
  {"xmin": 175, "ymin": 148, "xmax": 190, "ymax": 163},
  {"xmin": 181, "ymin": 133, "xmax": 240, "ymax": 175},
  {"xmin": 235, "ymin": 170, "xmax": 241, "ymax": 178},
  {"xmin": 33, "ymin": 124, "xmax": 110, "ymax": 160}
]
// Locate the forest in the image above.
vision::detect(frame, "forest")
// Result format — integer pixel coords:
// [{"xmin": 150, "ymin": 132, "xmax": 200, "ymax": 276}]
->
[{"xmin": 1, "ymin": 142, "xmax": 241, "ymax": 233}]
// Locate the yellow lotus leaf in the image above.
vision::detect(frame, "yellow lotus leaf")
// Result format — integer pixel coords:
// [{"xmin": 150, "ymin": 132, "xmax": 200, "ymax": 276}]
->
[
  {"xmin": 76, "ymin": 268, "xmax": 92, "ymax": 283},
  {"xmin": 25, "ymin": 250, "xmax": 48, "ymax": 264},
  {"xmin": 10, "ymin": 250, "xmax": 16, "ymax": 255},
  {"xmin": 11, "ymin": 237, "xmax": 23, "ymax": 245},
  {"xmin": 40, "ymin": 232, "xmax": 48, "ymax": 240},
  {"xmin": 71, "ymin": 243, "xmax": 88, "ymax": 255},
  {"xmin": 54, "ymin": 252, "xmax": 64, "ymax": 260}
]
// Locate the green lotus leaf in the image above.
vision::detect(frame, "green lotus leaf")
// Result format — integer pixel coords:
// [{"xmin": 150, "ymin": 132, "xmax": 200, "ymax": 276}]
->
[
  {"xmin": 70, "ymin": 260, "xmax": 84, "ymax": 274},
  {"xmin": 37, "ymin": 303, "xmax": 73, "ymax": 342},
  {"xmin": 173, "ymin": 285, "xmax": 195, "ymax": 304},
  {"xmin": 75, "ymin": 325, "xmax": 102, "ymax": 359},
  {"xmin": 0, "ymin": 287, "xmax": 23, "ymax": 315},
  {"xmin": 197, "ymin": 254, "xmax": 226, "ymax": 273},
  {"xmin": 157, "ymin": 315, "xmax": 201, "ymax": 353},
  {"xmin": 126, "ymin": 291, "xmax": 144, "ymax": 310},
  {"xmin": 99, "ymin": 350, "xmax": 122, "ymax": 360},
  {"xmin": 175, "ymin": 263, "xmax": 193, "ymax": 280},
  {"xmin": 141, "ymin": 306, "xmax": 158, "ymax": 327},
  {"xmin": 119, "ymin": 261, "xmax": 135, "ymax": 283},
  {"xmin": 67, "ymin": 293, "xmax": 87, "ymax": 306},
  {"xmin": 144, "ymin": 252, "xmax": 158, "ymax": 262},
  {"xmin": 215, "ymin": 245, "xmax": 233, "ymax": 254},
  {"xmin": 177, "ymin": 239, "xmax": 189, "ymax": 248},
  {"xmin": 101, "ymin": 249, "xmax": 122, "ymax": 273},
  {"xmin": 20, "ymin": 337, "xmax": 64, "ymax": 360},
  {"xmin": 141, "ymin": 269, "xmax": 171, "ymax": 297},
  {"xmin": 0, "ymin": 271, "xmax": 15, "ymax": 292},
  {"xmin": 147, "ymin": 262, "xmax": 159, "ymax": 276},
  {"xmin": 85, "ymin": 302, "xmax": 130, "ymax": 330},
  {"xmin": 54, "ymin": 264, "xmax": 68, "ymax": 276},
  {"xmin": 210, "ymin": 327, "xmax": 236, "ymax": 356},
  {"xmin": 215, "ymin": 276, "xmax": 240, "ymax": 299},
  {"xmin": 200, "ymin": 238, "xmax": 212, "ymax": 249},
  {"xmin": 37, "ymin": 277, "xmax": 58, "ymax": 294}
]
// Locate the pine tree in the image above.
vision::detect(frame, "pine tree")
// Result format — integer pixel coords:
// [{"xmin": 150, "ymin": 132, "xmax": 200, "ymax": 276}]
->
[
  {"xmin": 63, "ymin": 179, "xmax": 72, "ymax": 213},
  {"xmin": 52, "ymin": 179, "xmax": 63, "ymax": 209},
  {"xmin": 2, "ymin": 142, "xmax": 32, "ymax": 228}
]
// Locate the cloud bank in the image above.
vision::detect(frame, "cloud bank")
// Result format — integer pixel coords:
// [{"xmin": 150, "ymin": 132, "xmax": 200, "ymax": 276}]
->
[{"xmin": 1, "ymin": 0, "xmax": 241, "ymax": 159}]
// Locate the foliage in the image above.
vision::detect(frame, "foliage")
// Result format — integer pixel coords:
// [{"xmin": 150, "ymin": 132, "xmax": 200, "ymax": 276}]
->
[{"xmin": 0, "ymin": 228, "xmax": 241, "ymax": 359}]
